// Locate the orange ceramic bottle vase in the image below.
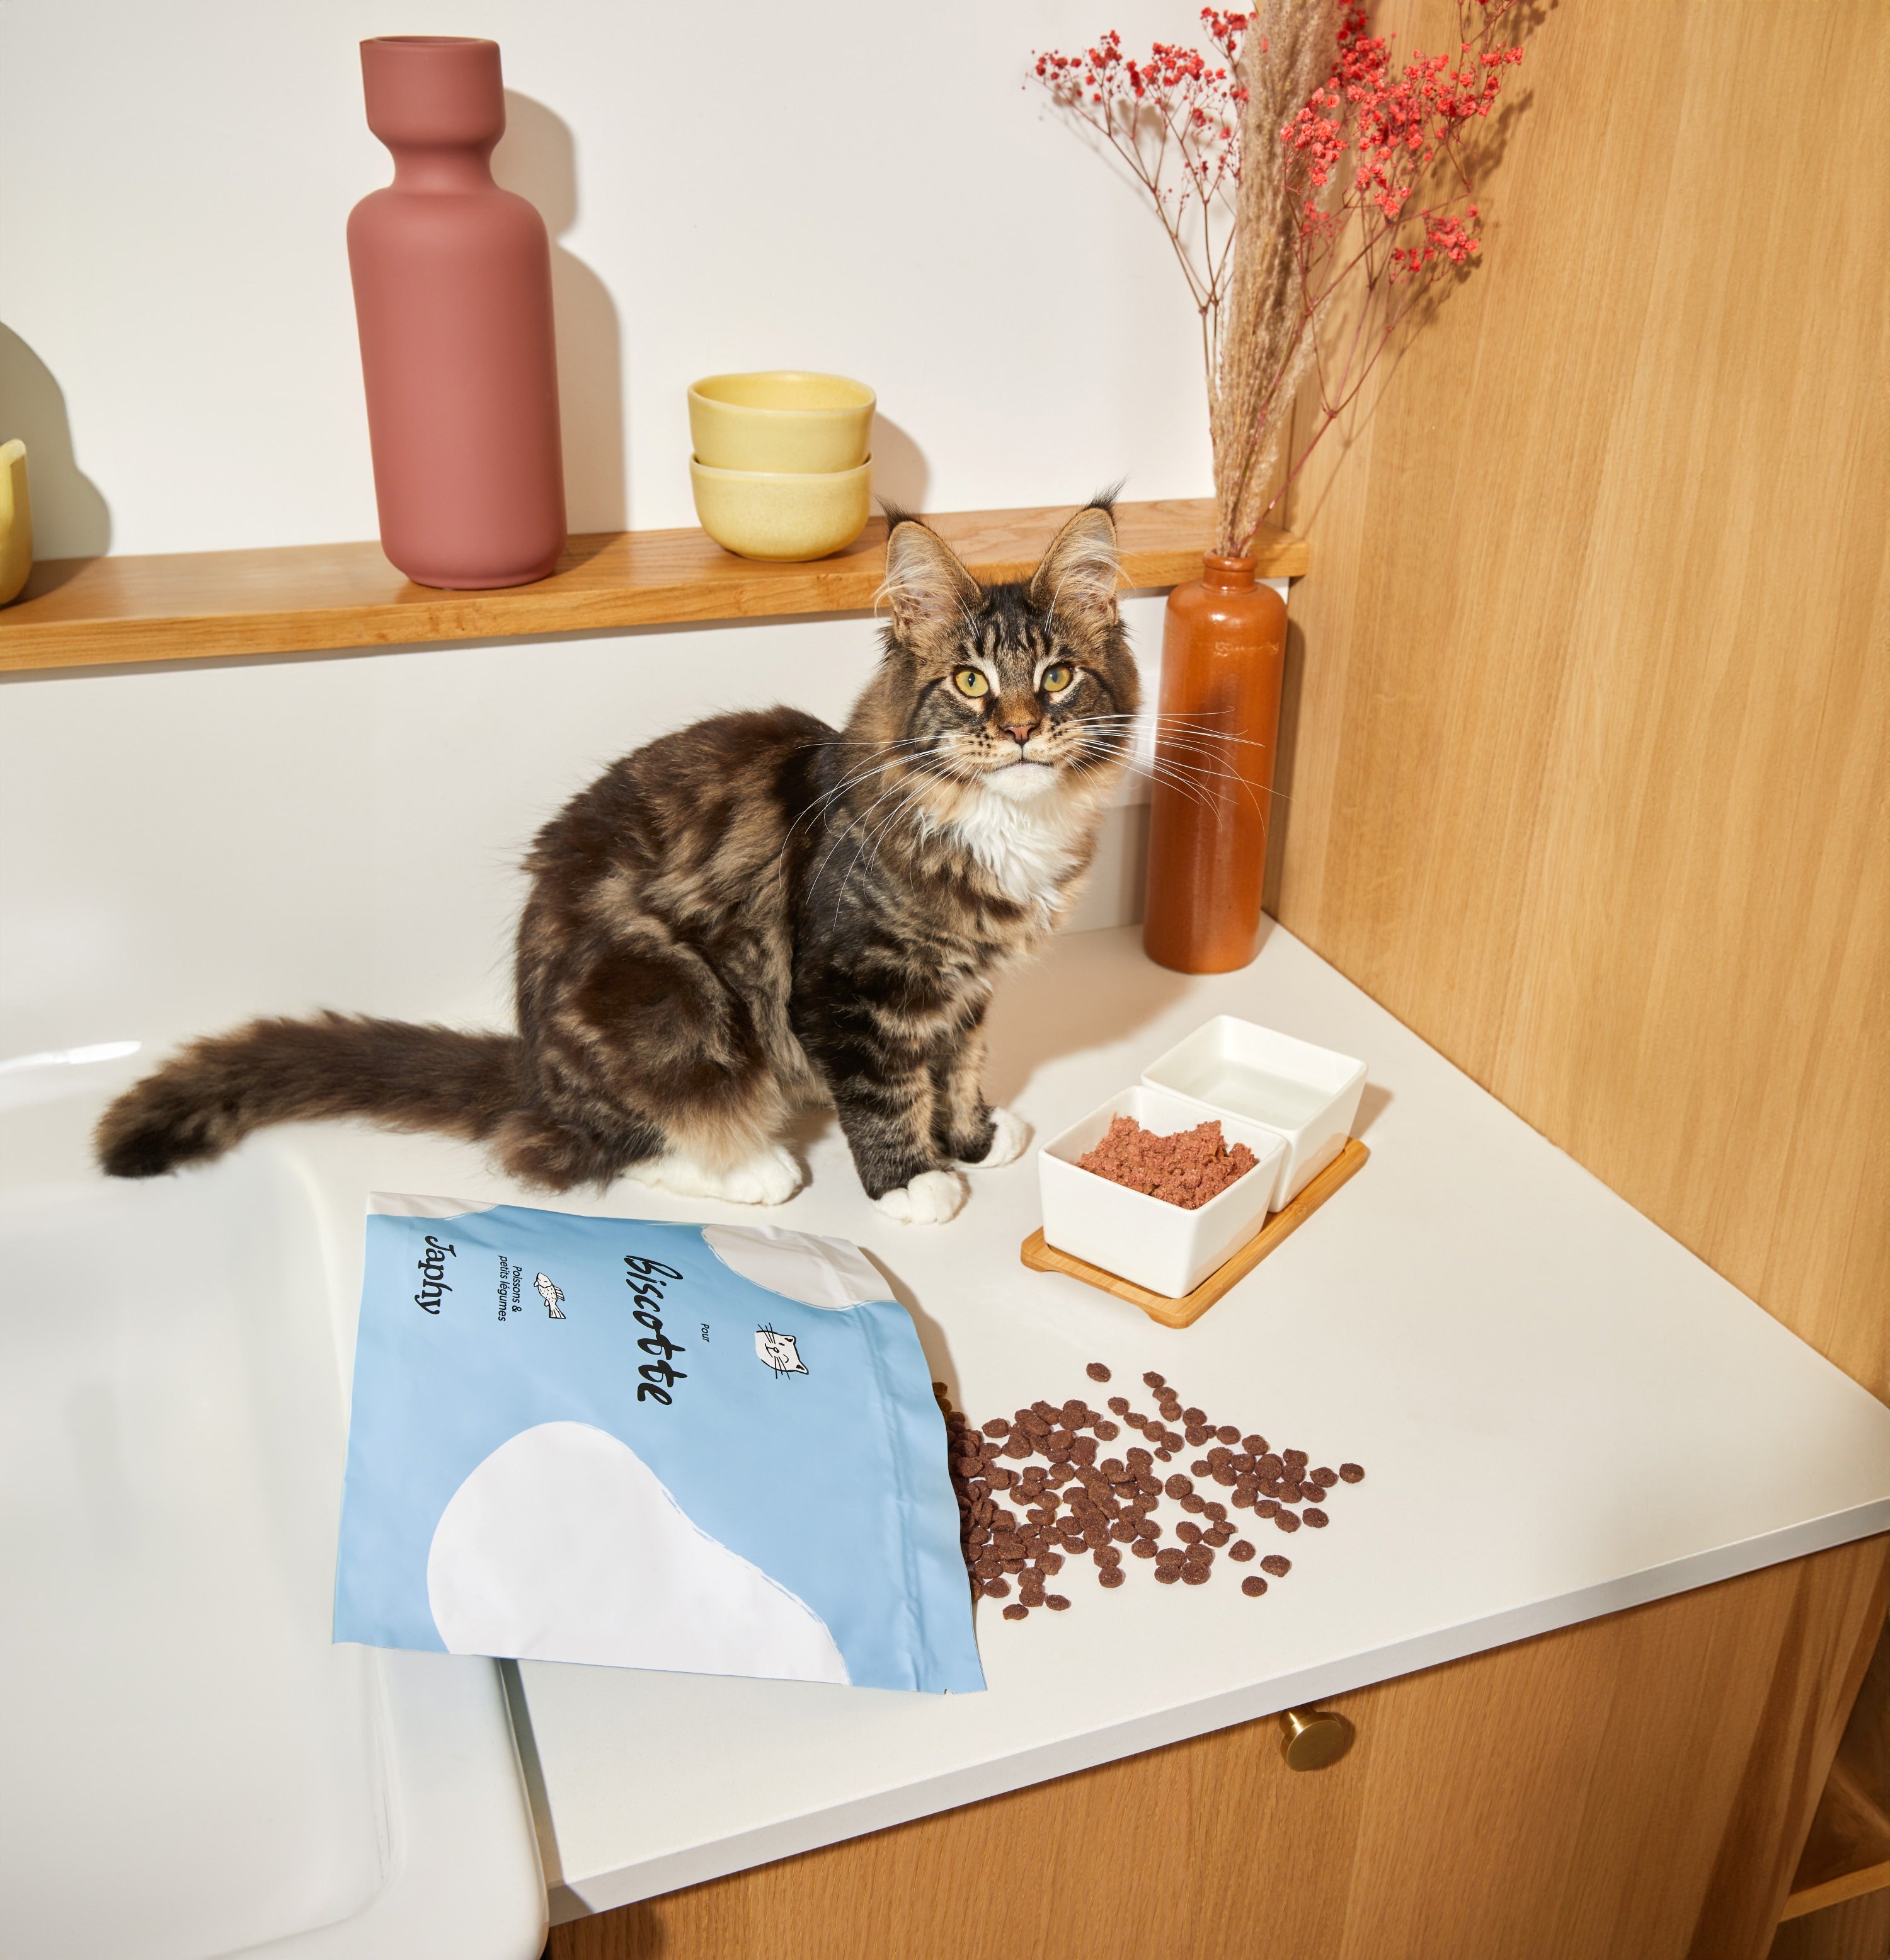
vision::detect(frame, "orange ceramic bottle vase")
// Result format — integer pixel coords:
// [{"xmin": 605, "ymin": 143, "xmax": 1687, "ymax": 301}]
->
[
  {"xmin": 347, "ymin": 37, "xmax": 566, "ymax": 589},
  {"xmin": 1142, "ymin": 555, "xmax": 1288, "ymax": 973}
]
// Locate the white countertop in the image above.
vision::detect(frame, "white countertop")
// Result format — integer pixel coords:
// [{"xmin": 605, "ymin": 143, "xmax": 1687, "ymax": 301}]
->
[{"xmin": 482, "ymin": 921, "xmax": 1890, "ymax": 1923}]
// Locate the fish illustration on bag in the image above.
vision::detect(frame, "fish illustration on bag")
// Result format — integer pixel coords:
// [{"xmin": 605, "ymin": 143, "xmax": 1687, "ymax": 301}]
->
[
  {"xmin": 534, "ymin": 1272, "xmax": 567, "ymax": 1320},
  {"xmin": 755, "ymin": 1326, "xmax": 807, "ymax": 1377}
]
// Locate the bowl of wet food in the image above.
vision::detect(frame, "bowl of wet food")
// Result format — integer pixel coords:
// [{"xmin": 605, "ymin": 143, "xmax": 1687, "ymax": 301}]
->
[
  {"xmin": 1141, "ymin": 1017, "xmax": 1365, "ymax": 1209},
  {"xmin": 1037, "ymin": 1086, "xmax": 1286, "ymax": 1298}
]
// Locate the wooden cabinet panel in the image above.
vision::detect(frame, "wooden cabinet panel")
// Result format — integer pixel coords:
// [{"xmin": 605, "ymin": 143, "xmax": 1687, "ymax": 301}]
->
[
  {"xmin": 1269, "ymin": 0, "xmax": 1890, "ymax": 1398},
  {"xmin": 550, "ymin": 1536, "xmax": 1888, "ymax": 1960}
]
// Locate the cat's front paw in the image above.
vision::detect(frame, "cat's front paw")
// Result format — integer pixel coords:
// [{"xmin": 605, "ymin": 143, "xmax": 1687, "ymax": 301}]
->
[
  {"xmin": 874, "ymin": 1169, "xmax": 966, "ymax": 1225},
  {"xmin": 956, "ymin": 1107, "xmax": 1029, "ymax": 1170}
]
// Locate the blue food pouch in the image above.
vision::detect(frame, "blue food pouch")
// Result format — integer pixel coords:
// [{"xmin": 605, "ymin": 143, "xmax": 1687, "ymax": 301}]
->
[{"xmin": 333, "ymin": 1195, "xmax": 983, "ymax": 1694}]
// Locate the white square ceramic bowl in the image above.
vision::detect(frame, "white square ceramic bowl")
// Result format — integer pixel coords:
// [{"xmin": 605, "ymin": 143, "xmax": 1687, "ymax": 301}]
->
[
  {"xmin": 1038, "ymin": 1085, "xmax": 1287, "ymax": 1298},
  {"xmin": 1141, "ymin": 1016, "xmax": 1366, "ymax": 1209}
]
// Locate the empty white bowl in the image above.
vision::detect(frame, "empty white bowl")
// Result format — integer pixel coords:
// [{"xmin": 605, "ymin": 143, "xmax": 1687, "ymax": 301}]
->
[
  {"xmin": 1038, "ymin": 1085, "xmax": 1287, "ymax": 1298},
  {"xmin": 1141, "ymin": 1016, "xmax": 1366, "ymax": 1210}
]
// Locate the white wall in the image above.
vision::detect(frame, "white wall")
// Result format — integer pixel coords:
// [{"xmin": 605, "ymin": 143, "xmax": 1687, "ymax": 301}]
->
[
  {"xmin": 0, "ymin": 0, "xmax": 1244, "ymax": 1070},
  {"xmin": 0, "ymin": 599, "xmax": 1166, "ymax": 1067},
  {"xmin": 1, "ymin": 0, "xmax": 1215, "ymax": 557}
]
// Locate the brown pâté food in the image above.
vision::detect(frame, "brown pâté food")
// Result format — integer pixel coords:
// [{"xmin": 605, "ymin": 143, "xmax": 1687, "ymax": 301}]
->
[
  {"xmin": 934, "ymin": 1367, "xmax": 1366, "ymax": 1621},
  {"xmin": 1076, "ymin": 1115, "xmax": 1259, "ymax": 1209}
]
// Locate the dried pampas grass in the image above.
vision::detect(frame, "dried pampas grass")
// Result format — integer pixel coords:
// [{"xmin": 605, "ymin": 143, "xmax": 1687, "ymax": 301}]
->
[{"xmin": 1211, "ymin": 0, "xmax": 1337, "ymax": 554}]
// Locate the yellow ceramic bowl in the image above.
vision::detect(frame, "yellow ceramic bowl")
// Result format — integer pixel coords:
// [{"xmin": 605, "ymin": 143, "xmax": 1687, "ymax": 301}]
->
[
  {"xmin": 689, "ymin": 457, "xmax": 873, "ymax": 563},
  {"xmin": 687, "ymin": 371, "xmax": 875, "ymax": 474}
]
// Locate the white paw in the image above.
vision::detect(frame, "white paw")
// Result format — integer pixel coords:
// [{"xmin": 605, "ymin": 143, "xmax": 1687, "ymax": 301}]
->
[
  {"xmin": 874, "ymin": 1169, "xmax": 967, "ymax": 1225},
  {"xmin": 630, "ymin": 1144, "xmax": 802, "ymax": 1206},
  {"xmin": 956, "ymin": 1106, "xmax": 1029, "ymax": 1169}
]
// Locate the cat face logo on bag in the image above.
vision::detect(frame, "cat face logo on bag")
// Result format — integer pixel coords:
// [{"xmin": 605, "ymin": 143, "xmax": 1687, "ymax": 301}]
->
[
  {"xmin": 533, "ymin": 1271, "xmax": 566, "ymax": 1319},
  {"xmin": 755, "ymin": 1326, "xmax": 808, "ymax": 1377}
]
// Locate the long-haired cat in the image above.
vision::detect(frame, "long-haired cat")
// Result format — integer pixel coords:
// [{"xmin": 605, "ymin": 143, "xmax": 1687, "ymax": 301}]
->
[{"xmin": 96, "ymin": 500, "xmax": 1139, "ymax": 1224}]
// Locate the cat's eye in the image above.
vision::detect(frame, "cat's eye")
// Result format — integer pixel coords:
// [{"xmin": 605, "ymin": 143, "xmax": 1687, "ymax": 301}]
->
[
  {"xmin": 1041, "ymin": 663, "xmax": 1075, "ymax": 694},
  {"xmin": 953, "ymin": 667, "xmax": 990, "ymax": 699}
]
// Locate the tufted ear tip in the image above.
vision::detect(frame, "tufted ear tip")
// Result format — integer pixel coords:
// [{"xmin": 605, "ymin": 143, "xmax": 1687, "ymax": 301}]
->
[
  {"xmin": 879, "ymin": 517, "xmax": 980, "ymax": 641},
  {"xmin": 1029, "ymin": 500, "xmax": 1122, "ymax": 631}
]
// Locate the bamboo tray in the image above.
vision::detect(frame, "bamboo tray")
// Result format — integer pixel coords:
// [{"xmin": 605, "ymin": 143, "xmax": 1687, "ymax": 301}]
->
[{"xmin": 1019, "ymin": 1138, "xmax": 1369, "ymax": 1329}]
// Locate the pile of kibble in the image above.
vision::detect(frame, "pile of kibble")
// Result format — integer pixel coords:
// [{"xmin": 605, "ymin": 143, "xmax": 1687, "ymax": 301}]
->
[{"xmin": 935, "ymin": 1362, "xmax": 1364, "ymax": 1622}]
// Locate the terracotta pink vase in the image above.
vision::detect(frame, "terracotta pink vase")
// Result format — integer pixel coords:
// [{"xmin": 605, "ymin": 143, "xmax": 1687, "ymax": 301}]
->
[{"xmin": 347, "ymin": 37, "xmax": 566, "ymax": 588}]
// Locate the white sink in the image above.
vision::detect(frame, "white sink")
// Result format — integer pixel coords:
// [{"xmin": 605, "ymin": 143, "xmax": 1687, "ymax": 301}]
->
[{"xmin": 0, "ymin": 1078, "xmax": 546, "ymax": 1959}]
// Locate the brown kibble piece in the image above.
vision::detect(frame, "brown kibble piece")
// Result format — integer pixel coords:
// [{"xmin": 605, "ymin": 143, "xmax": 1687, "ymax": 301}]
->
[
  {"xmin": 1228, "ymin": 1539, "xmax": 1256, "ymax": 1562},
  {"xmin": 1216, "ymin": 1425, "xmax": 1241, "ymax": 1445},
  {"xmin": 1275, "ymin": 1511, "xmax": 1301, "ymax": 1533},
  {"xmin": 1304, "ymin": 1508, "xmax": 1329, "ymax": 1528},
  {"xmin": 1142, "ymin": 1370, "xmax": 1166, "ymax": 1389},
  {"xmin": 1243, "ymin": 1435, "xmax": 1267, "ymax": 1455},
  {"xmin": 1108, "ymin": 1396, "xmax": 1130, "ymax": 1415},
  {"xmin": 1184, "ymin": 1425, "xmax": 1209, "ymax": 1447},
  {"xmin": 1339, "ymin": 1463, "xmax": 1365, "ymax": 1483},
  {"xmin": 985, "ymin": 1577, "xmax": 1012, "ymax": 1597},
  {"xmin": 982, "ymin": 1419, "xmax": 1008, "ymax": 1438},
  {"xmin": 1094, "ymin": 1420, "xmax": 1120, "ymax": 1440},
  {"xmin": 1257, "ymin": 1499, "xmax": 1280, "ymax": 1518},
  {"xmin": 1241, "ymin": 1576, "xmax": 1268, "ymax": 1598},
  {"xmin": 1154, "ymin": 1566, "xmax": 1180, "ymax": 1585},
  {"xmin": 1099, "ymin": 1567, "xmax": 1126, "ymax": 1588},
  {"xmin": 1181, "ymin": 1565, "xmax": 1210, "ymax": 1585},
  {"xmin": 1046, "ymin": 1594, "xmax": 1071, "ymax": 1610},
  {"xmin": 1283, "ymin": 1448, "xmax": 1308, "ymax": 1467},
  {"xmin": 1131, "ymin": 1539, "xmax": 1156, "ymax": 1558},
  {"xmin": 1086, "ymin": 1362, "xmax": 1111, "ymax": 1382},
  {"xmin": 1176, "ymin": 1522, "xmax": 1202, "ymax": 1544},
  {"xmin": 1164, "ymin": 1474, "xmax": 1192, "ymax": 1499},
  {"xmin": 1003, "ymin": 1603, "xmax": 1029, "ymax": 1620},
  {"xmin": 1310, "ymin": 1467, "xmax": 1337, "ymax": 1487},
  {"xmin": 1261, "ymin": 1554, "xmax": 1292, "ymax": 1576}
]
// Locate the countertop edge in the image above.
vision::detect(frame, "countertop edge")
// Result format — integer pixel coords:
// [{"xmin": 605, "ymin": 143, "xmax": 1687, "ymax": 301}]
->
[{"xmin": 547, "ymin": 1498, "xmax": 1890, "ymax": 1923}]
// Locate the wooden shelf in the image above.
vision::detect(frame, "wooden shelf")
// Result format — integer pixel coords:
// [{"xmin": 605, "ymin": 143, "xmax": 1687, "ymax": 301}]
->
[{"xmin": 0, "ymin": 497, "xmax": 1305, "ymax": 675}]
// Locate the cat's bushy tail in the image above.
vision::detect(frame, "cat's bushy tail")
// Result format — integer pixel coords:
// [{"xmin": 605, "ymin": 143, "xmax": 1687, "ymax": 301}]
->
[{"xmin": 96, "ymin": 1013, "xmax": 527, "ymax": 1179}]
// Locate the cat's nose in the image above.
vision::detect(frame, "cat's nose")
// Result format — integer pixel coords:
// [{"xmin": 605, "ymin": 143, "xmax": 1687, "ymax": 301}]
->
[{"xmin": 1002, "ymin": 720, "xmax": 1041, "ymax": 748}]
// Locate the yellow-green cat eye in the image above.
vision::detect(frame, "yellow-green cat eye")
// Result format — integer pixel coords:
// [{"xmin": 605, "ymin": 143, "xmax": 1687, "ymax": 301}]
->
[
  {"xmin": 953, "ymin": 667, "xmax": 990, "ymax": 698},
  {"xmin": 1041, "ymin": 663, "xmax": 1075, "ymax": 694}
]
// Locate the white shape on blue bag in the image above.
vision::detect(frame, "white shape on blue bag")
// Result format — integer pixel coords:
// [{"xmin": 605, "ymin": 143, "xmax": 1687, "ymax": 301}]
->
[
  {"xmin": 426, "ymin": 1419, "xmax": 849, "ymax": 1682},
  {"xmin": 703, "ymin": 1224, "xmax": 888, "ymax": 1308}
]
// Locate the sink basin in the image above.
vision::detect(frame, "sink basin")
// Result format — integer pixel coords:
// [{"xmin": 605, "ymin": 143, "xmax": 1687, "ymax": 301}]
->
[{"xmin": 0, "ymin": 1087, "xmax": 545, "ymax": 1959}]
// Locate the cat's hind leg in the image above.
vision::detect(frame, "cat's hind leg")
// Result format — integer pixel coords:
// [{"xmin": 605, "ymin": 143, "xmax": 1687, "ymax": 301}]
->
[{"xmin": 628, "ymin": 1141, "xmax": 802, "ymax": 1206}]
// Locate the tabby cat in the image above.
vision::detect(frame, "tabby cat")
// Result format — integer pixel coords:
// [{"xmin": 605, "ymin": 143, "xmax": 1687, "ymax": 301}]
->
[{"xmin": 96, "ymin": 500, "xmax": 1140, "ymax": 1224}]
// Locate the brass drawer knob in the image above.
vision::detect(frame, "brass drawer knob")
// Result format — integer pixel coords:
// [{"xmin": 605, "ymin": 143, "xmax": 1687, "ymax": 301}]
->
[{"xmin": 1279, "ymin": 1707, "xmax": 1354, "ymax": 1771}]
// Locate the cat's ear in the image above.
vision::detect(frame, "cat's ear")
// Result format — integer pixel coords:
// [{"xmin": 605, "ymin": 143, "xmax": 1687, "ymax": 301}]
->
[
  {"xmin": 1029, "ymin": 501, "xmax": 1121, "ymax": 636},
  {"xmin": 881, "ymin": 517, "xmax": 980, "ymax": 645}
]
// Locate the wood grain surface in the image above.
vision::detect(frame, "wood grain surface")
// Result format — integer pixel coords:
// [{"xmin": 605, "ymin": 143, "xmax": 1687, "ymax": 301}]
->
[
  {"xmin": 1269, "ymin": 0, "xmax": 1890, "ymax": 1401},
  {"xmin": 1785, "ymin": 1611, "xmax": 1890, "ymax": 1918},
  {"xmin": 549, "ymin": 1537, "xmax": 1889, "ymax": 1960},
  {"xmin": 1768, "ymin": 1889, "xmax": 1890, "ymax": 1960},
  {"xmin": 1019, "ymin": 1137, "xmax": 1369, "ymax": 1326},
  {"xmin": 0, "ymin": 499, "xmax": 1305, "ymax": 673}
]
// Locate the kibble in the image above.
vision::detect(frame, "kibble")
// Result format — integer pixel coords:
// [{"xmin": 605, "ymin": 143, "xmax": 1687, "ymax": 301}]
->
[{"xmin": 936, "ymin": 1378, "xmax": 1363, "ymax": 1624}]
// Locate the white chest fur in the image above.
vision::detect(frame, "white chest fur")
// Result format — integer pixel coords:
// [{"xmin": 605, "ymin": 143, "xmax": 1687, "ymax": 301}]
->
[{"xmin": 948, "ymin": 772, "xmax": 1099, "ymax": 914}]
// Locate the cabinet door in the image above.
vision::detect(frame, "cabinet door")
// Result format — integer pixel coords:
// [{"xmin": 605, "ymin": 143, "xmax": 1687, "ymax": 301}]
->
[{"xmin": 551, "ymin": 1536, "xmax": 1889, "ymax": 1960}]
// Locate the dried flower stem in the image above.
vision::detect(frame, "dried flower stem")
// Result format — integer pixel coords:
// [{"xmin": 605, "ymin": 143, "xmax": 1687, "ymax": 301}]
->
[{"xmin": 1034, "ymin": 2, "xmax": 1529, "ymax": 556}]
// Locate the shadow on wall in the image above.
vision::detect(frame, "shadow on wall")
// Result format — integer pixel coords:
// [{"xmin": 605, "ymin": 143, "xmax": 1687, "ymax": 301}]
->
[
  {"xmin": 493, "ymin": 93, "xmax": 626, "ymax": 532},
  {"xmin": 871, "ymin": 415, "xmax": 930, "ymax": 512},
  {"xmin": 0, "ymin": 326, "xmax": 112, "ymax": 559}
]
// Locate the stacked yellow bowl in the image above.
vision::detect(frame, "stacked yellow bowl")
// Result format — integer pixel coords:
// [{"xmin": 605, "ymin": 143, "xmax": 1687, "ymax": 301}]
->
[{"xmin": 687, "ymin": 372, "xmax": 874, "ymax": 562}]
